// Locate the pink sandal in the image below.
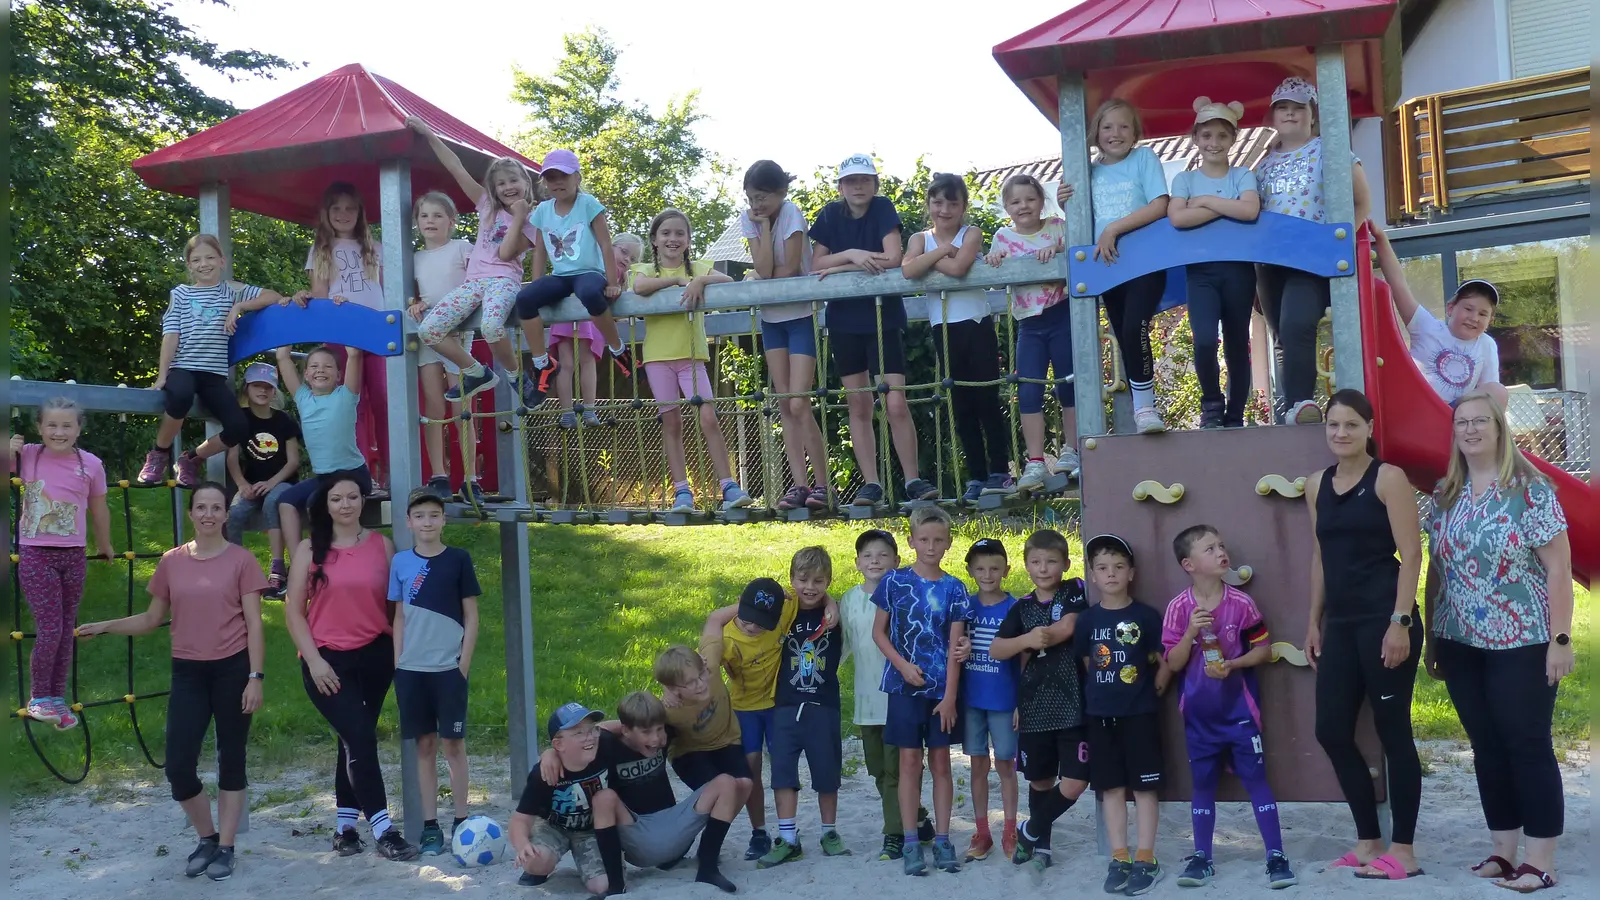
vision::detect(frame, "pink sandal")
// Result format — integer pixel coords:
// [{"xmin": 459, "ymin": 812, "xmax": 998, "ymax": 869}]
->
[
  {"xmin": 1328, "ymin": 852, "xmax": 1364, "ymax": 870},
  {"xmin": 1354, "ymin": 854, "xmax": 1425, "ymax": 880}
]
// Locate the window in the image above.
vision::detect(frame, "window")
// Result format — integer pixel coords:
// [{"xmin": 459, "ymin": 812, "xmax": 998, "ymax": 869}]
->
[
  {"xmin": 1455, "ymin": 237, "xmax": 1589, "ymax": 391},
  {"xmin": 1508, "ymin": 0, "xmax": 1590, "ymax": 79}
]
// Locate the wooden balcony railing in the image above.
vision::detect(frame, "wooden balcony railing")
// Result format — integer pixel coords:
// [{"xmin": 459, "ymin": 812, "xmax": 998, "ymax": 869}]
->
[{"xmin": 1384, "ymin": 67, "xmax": 1590, "ymax": 221}]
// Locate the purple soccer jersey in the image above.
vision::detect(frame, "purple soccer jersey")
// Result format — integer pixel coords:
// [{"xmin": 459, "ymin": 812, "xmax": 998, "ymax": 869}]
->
[{"xmin": 1162, "ymin": 586, "xmax": 1269, "ymax": 744}]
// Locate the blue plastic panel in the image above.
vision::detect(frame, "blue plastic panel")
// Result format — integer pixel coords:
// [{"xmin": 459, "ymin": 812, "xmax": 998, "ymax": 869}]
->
[
  {"xmin": 1066, "ymin": 212, "xmax": 1355, "ymax": 297},
  {"xmin": 229, "ymin": 299, "xmax": 405, "ymax": 364}
]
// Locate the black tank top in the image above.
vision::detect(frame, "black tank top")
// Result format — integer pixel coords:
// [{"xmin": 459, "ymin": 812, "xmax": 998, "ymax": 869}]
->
[{"xmin": 1315, "ymin": 459, "xmax": 1402, "ymax": 624}]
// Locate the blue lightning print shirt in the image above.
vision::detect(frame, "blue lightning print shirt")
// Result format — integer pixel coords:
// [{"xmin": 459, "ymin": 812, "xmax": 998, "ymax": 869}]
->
[{"xmin": 871, "ymin": 567, "xmax": 971, "ymax": 700}]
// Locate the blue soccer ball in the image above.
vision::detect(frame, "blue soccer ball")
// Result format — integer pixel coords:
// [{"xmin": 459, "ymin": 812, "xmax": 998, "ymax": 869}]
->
[{"xmin": 451, "ymin": 814, "xmax": 506, "ymax": 868}]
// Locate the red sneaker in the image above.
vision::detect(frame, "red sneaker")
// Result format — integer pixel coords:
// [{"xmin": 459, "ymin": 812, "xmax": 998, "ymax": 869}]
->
[
  {"xmin": 965, "ymin": 831, "xmax": 994, "ymax": 861},
  {"xmin": 1001, "ymin": 822, "xmax": 1018, "ymax": 861}
]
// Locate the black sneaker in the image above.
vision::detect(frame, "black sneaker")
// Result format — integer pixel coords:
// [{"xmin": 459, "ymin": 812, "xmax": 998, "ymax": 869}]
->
[
  {"xmin": 1177, "ymin": 853, "xmax": 1214, "ymax": 887},
  {"xmin": 426, "ymin": 475, "xmax": 452, "ymax": 500},
  {"xmin": 608, "ymin": 344, "xmax": 637, "ymax": 379},
  {"xmin": 461, "ymin": 479, "xmax": 487, "ymax": 510},
  {"xmin": 961, "ymin": 480, "xmax": 984, "ymax": 505},
  {"xmin": 446, "ymin": 366, "xmax": 499, "ymax": 404},
  {"xmin": 523, "ymin": 357, "xmax": 560, "ymax": 409},
  {"xmin": 185, "ymin": 835, "xmax": 220, "ymax": 877},
  {"xmin": 205, "ymin": 846, "xmax": 236, "ymax": 881},
  {"xmin": 916, "ymin": 811, "xmax": 935, "ymax": 845},
  {"xmin": 518, "ymin": 872, "xmax": 549, "ymax": 886},
  {"xmin": 1126, "ymin": 859, "xmax": 1163, "ymax": 895},
  {"xmin": 879, "ymin": 834, "xmax": 905, "ymax": 861},
  {"xmin": 744, "ymin": 829, "xmax": 771, "ymax": 861},
  {"xmin": 1105, "ymin": 858, "xmax": 1134, "ymax": 893},
  {"xmin": 853, "ymin": 482, "xmax": 885, "ymax": 507},
  {"xmin": 1265, "ymin": 851, "xmax": 1298, "ymax": 889},
  {"xmin": 332, "ymin": 828, "xmax": 365, "ymax": 857},
  {"xmin": 904, "ymin": 478, "xmax": 939, "ymax": 501},
  {"xmin": 376, "ymin": 829, "xmax": 420, "ymax": 861}
]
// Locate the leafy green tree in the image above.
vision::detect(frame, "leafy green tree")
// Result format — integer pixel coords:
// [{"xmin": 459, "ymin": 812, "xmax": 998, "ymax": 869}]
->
[
  {"xmin": 10, "ymin": 0, "xmax": 302, "ymax": 388},
  {"xmin": 507, "ymin": 27, "xmax": 734, "ymax": 256}
]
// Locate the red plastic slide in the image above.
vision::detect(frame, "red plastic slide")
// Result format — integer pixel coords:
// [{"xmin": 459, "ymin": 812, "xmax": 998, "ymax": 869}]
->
[{"xmin": 1356, "ymin": 227, "xmax": 1594, "ymax": 587}]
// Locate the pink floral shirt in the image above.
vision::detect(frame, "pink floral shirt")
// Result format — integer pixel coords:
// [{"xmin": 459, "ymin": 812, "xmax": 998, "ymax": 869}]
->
[{"xmin": 992, "ymin": 217, "xmax": 1066, "ymax": 320}]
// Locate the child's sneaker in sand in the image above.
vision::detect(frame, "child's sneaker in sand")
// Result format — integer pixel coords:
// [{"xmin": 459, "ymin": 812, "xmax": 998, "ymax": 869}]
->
[
  {"xmin": 902, "ymin": 841, "xmax": 928, "ymax": 876},
  {"xmin": 744, "ymin": 829, "xmax": 771, "ymax": 861},
  {"xmin": 1105, "ymin": 858, "xmax": 1134, "ymax": 893},
  {"xmin": 1266, "ymin": 851, "xmax": 1297, "ymax": 889},
  {"xmin": 1177, "ymin": 853, "xmax": 1214, "ymax": 887},
  {"xmin": 1133, "ymin": 407, "xmax": 1166, "ymax": 434},
  {"xmin": 1126, "ymin": 859, "xmax": 1163, "ymax": 895},
  {"xmin": 933, "ymin": 838, "xmax": 961, "ymax": 872},
  {"xmin": 878, "ymin": 834, "xmax": 904, "ymax": 861},
  {"xmin": 820, "ymin": 830, "xmax": 851, "ymax": 857},
  {"xmin": 964, "ymin": 831, "xmax": 993, "ymax": 861},
  {"xmin": 757, "ymin": 837, "xmax": 803, "ymax": 869},
  {"xmin": 185, "ymin": 835, "xmax": 220, "ymax": 877}
]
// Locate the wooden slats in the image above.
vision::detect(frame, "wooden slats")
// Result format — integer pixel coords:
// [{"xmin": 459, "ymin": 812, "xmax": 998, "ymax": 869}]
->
[
  {"xmin": 1442, "ymin": 91, "xmax": 1588, "ymax": 130},
  {"xmin": 1445, "ymin": 153, "xmax": 1590, "ymax": 190}
]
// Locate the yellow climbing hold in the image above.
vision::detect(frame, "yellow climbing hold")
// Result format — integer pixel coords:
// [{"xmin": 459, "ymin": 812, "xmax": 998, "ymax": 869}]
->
[
  {"xmin": 10, "ymin": 631, "xmax": 23, "ymax": 641},
  {"xmin": 1131, "ymin": 480, "xmax": 1184, "ymax": 504},
  {"xmin": 1255, "ymin": 474, "xmax": 1307, "ymax": 498},
  {"xmin": 1271, "ymin": 642, "xmax": 1309, "ymax": 666},
  {"xmin": 123, "ymin": 550, "xmax": 137, "ymax": 560},
  {"xmin": 123, "ymin": 694, "xmax": 137, "ymax": 704}
]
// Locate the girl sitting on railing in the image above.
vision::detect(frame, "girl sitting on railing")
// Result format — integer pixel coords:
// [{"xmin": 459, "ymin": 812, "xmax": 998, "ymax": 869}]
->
[
  {"xmin": 985, "ymin": 174, "xmax": 1077, "ymax": 490},
  {"xmin": 903, "ymin": 173, "xmax": 1013, "ymax": 506},
  {"xmin": 1253, "ymin": 77, "xmax": 1372, "ymax": 425},
  {"xmin": 629, "ymin": 208, "xmax": 752, "ymax": 513},
  {"xmin": 1066, "ymin": 99, "xmax": 1171, "ymax": 435},
  {"xmin": 272, "ymin": 342, "xmax": 369, "ymax": 547},
  {"xmin": 1167, "ymin": 98, "xmax": 1261, "ymax": 430},
  {"xmin": 549, "ymin": 233, "xmax": 643, "ymax": 429}
]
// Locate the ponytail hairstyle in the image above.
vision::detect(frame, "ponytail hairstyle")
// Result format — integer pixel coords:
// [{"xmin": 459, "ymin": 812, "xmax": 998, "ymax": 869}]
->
[
  {"xmin": 647, "ymin": 208, "xmax": 693, "ymax": 277},
  {"xmin": 311, "ymin": 182, "xmax": 379, "ymax": 287},
  {"xmin": 305, "ymin": 472, "xmax": 365, "ymax": 597},
  {"xmin": 1324, "ymin": 388, "xmax": 1379, "ymax": 458},
  {"xmin": 743, "ymin": 160, "xmax": 794, "ymax": 196}
]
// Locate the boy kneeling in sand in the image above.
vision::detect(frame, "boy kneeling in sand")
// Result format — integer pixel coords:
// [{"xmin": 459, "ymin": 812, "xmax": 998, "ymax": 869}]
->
[{"xmin": 511, "ymin": 702, "xmax": 623, "ymax": 895}]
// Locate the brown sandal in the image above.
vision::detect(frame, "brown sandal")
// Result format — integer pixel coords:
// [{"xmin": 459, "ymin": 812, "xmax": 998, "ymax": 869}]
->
[
  {"xmin": 1473, "ymin": 856, "xmax": 1515, "ymax": 879},
  {"xmin": 1496, "ymin": 864, "xmax": 1556, "ymax": 893}
]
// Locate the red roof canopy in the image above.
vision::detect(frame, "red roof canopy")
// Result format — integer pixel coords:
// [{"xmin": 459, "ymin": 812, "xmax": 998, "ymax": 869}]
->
[
  {"xmin": 132, "ymin": 64, "xmax": 539, "ymax": 225},
  {"xmin": 994, "ymin": 0, "xmax": 1398, "ymax": 139}
]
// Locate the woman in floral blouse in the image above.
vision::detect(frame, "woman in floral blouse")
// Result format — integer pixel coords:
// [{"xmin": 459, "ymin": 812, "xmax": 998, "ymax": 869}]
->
[{"xmin": 1425, "ymin": 389, "xmax": 1574, "ymax": 893}]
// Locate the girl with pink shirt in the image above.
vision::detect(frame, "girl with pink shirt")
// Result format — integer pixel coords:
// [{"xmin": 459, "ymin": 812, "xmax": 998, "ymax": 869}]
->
[
  {"xmin": 294, "ymin": 182, "xmax": 391, "ymax": 490},
  {"xmin": 78, "ymin": 481, "xmax": 269, "ymax": 881},
  {"xmin": 10, "ymin": 398, "xmax": 113, "ymax": 729},
  {"xmin": 283, "ymin": 475, "xmax": 418, "ymax": 862}
]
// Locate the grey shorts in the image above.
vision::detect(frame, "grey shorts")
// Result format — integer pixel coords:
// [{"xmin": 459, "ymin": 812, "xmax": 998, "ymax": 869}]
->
[
  {"xmin": 528, "ymin": 818, "xmax": 605, "ymax": 882},
  {"xmin": 619, "ymin": 786, "xmax": 708, "ymax": 867}
]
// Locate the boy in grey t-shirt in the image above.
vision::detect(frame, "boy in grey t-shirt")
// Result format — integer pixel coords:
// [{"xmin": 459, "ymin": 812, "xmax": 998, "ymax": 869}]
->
[{"xmin": 390, "ymin": 489, "xmax": 481, "ymax": 855}]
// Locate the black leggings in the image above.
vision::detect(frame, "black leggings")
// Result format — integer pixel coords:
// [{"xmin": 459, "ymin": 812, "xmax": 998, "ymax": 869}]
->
[
  {"xmin": 166, "ymin": 649, "xmax": 253, "ymax": 802},
  {"xmin": 1437, "ymin": 638, "xmax": 1563, "ymax": 838},
  {"xmin": 161, "ymin": 368, "xmax": 251, "ymax": 447},
  {"xmin": 1255, "ymin": 264, "xmax": 1330, "ymax": 416},
  {"xmin": 303, "ymin": 635, "xmax": 395, "ymax": 820},
  {"xmin": 1185, "ymin": 262, "xmax": 1254, "ymax": 426},
  {"xmin": 933, "ymin": 318, "xmax": 1010, "ymax": 481},
  {"xmin": 516, "ymin": 272, "xmax": 610, "ymax": 320},
  {"xmin": 1314, "ymin": 618, "xmax": 1423, "ymax": 844},
  {"xmin": 1101, "ymin": 270, "xmax": 1165, "ymax": 389}
]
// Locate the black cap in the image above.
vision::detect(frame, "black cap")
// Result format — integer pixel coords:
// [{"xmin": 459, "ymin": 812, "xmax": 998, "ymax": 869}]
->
[
  {"xmin": 738, "ymin": 577, "xmax": 786, "ymax": 632},
  {"xmin": 965, "ymin": 538, "xmax": 1008, "ymax": 565},
  {"xmin": 1085, "ymin": 533, "xmax": 1136, "ymax": 567}
]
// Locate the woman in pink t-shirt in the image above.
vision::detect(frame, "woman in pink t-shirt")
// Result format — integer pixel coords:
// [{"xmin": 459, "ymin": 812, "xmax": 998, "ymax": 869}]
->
[
  {"xmin": 283, "ymin": 474, "xmax": 418, "ymax": 861},
  {"xmin": 79, "ymin": 481, "xmax": 268, "ymax": 881},
  {"xmin": 9, "ymin": 397, "xmax": 113, "ymax": 729}
]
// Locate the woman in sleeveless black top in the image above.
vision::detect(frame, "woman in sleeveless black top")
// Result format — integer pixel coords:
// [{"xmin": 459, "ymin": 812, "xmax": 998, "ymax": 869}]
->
[{"xmin": 1302, "ymin": 390, "xmax": 1425, "ymax": 879}]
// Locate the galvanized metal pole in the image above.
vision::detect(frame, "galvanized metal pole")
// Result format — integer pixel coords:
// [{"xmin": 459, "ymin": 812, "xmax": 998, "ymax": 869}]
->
[
  {"xmin": 1316, "ymin": 45, "xmax": 1365, "ymax": 393},
  {"xmin": 498, "ymin": 367, "xmax": 539, "ymax": 793},
  {"xmin": 1059, "ymin": 74, "xmax": 1107, "ymax": 439},
  {"xmin": 378, "ymin": 159, "xmax": 424, "ymax": 844},
  {"xmin": 198, "ymin": 183, "xmax": 233, "ymax": 485}
]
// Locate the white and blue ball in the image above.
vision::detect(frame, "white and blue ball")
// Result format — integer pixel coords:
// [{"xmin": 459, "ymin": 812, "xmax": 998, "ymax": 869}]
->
[{"xmin": 452, "ymin": 815, "xmax": 505, "ymax": 867}]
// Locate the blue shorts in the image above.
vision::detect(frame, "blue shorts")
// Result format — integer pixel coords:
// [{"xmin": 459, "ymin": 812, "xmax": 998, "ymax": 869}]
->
[
  {"xmin": 735, "ymin": 707, "xmax": 776, "ymax": 755},
  {"xmin": 276, "ymin": 464, "xmax": 374, "ymax": 511},
  {"xmin": 1184, "ymin": 717, "xmax": 1266, "ymax": 779},
  {"xmin": 962, "ymin": 705, "xmax": 1018, "ymax": 761},
  {"xmin": 760, "ymin": 315, "xmax": 818, "ymax": 358},
  {"xmin": 770, "ymin": 703, "xmax": 843, "ymax": 793},
  {"xmin": 1015, "ymin": 300, "xmax": 1075, "ymax": 413},
  {"xmin": 884, "ymin": 693, "xmax": 957, "ymax": 749}
]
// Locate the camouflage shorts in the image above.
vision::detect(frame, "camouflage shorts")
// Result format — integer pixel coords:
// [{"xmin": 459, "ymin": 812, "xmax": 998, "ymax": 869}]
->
[{"xmin": 528, "ymin": 818, "xmax": 605, "ymax": 883}]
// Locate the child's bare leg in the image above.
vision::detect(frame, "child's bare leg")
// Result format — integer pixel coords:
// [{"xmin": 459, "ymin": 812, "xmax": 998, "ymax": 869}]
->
[
  {"xmin": 278, "ymin": 502, "xmax": 301, "ymax": 549},
  {"xmin": 1133, "ymin": 790, "xmax": 1158, "ymax": 857},
  {"xmin": 766, "ymin": 349, "xmax": 809, "ymax": 486},
  {"xmin": 997, "ymin": 758, "xmax": 1020, "ymax": 824},
  {"xmin": 554, "ymin": 338, "xmax": 576, "ymax": 411},
  {"xmin": 416, "ymin": 732, "xmax": 441, "ymax": 821},
  {"xmin": 698, "ymin": 404, "xmax": 736, "ymax": 481},
  {"xmin": 442, "ymin": 737, "xmax": 469, "ymax": 819},
  {"xmin": 1104, "ymin": 786, "xmax": 1130, "ymax": 857},
  {"xmin": 592, "ymin": 311, "xmax": 622, "ymax": 350},
  {"xmin": 518, "ymin": 316, "xmax": 547, "ymax": 360},
  {"xmin": 577, "ymin": 341, "xmax": 598, "ymax": 403},
  {"xmin": 819, "ymin": 793, "xmax": 839, "ymax": 828},
  {"xmin": 930, "ymin": 747, "xmax": 953, "ymax": 833},
  {"xmin": 1022, "ymin": 412, "xmax": 1047, "ymax": 460},
  {"xmin": 971, "ymin": 753, "xmax": 992, "ymax": 830},
  {"xmin": 155, "ymin": 414, "xmax": 184, "ymax": 448},
  {"xmin": 788, "ymin": 355, "xmax": 828, "ymax": 488},
  {"xmin": 882, "ymin": 374, "xmax": 920, "ymax": 481},
  {"xmin": 1059, "ymin": 407, "xmax": 1079, "ymax": 452},
  {"xmin": 267, "ymin": 527, "xmax": 285, "ymax": 564},
  {"xmin": 421, "ymin": 362, "xmax": 448, "ymax": 474},
  {"xmin": 898, "ymin": 747, "xmax": 924, "ymax": 838},
  {"xmin": 841, "ymin": 372, "xmax": 880, "ymax": 482},
  {"xmin": 661, "ymin": 407, "xmax": 689, "ymax": 484},
  {"xmin": 774, "ymin": 786, "xmax": 798, "ymax": 821}
]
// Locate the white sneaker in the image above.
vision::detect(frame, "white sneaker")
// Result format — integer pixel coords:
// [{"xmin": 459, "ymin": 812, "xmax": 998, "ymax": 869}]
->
[
  {"xmin": 1133, "ymin": 406, "xmax": 1167, "ymax": 434},
  {"xmin": 1056, "ymin": 449, "xmax": 1082, "ymax": 479},
  {"xmin": 1290, "ymin": 400, "xmax": 1323, "ymax": 424},
  {"xmin": 1016, "ymin": 460, "xmax": 1049, "ymax": 492}
]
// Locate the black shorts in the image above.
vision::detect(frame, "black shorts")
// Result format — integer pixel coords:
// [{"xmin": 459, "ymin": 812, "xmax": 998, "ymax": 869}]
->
[
  {"xmin": 671, "ymin": 743, "xmax": 751, "ymax": 790},
  {"xmin": 394, "ymin": 668, "xmax": 468, "ymax": 740},
  {"xmin": 829, "ymin": 329, "xmax": 907, "ymax": 378},
  {"xmin": 1088, "ymin": 712, "xmax": 1163, "ymax": 793},
  {"xmin": 1018, "ymin": 726, "xmax": 1090, "ymax": 783},
  {"xmin": 769, "ymin": 703, "xmax": 843, "ymax": 793},
  {"xmin": 162, "ymin": 368, "xmax": 252, "ymax": 446}
]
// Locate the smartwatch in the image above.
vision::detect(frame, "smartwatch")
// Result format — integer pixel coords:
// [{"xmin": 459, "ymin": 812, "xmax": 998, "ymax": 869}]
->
[
  {"xmin": 1553, "ymin": 633, "xmax": 1571, "ymax": 647},
  {"xmin": 1390, "ymin": 613, "xmax": 1413, "ymax": 628},
  {"xmin": 248, "ymin": 671, "xmax": 266, "ymax": 681}
]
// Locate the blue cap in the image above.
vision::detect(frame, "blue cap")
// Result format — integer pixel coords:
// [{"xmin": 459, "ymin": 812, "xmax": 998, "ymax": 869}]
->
[{"xmin": 546, "ymin": 701, "xmax": 602, "ymax": 740}]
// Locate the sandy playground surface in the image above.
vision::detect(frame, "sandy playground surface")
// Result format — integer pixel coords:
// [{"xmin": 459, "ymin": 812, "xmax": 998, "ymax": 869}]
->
[{"xmin": 8, "ymin": 739, "xmax": 1591, "ymax": 898}]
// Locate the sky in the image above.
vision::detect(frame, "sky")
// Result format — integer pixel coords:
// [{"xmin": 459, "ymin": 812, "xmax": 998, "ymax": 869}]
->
[{"xmin": 172, "ymin": 0, "xmax": 1069, "ymax": 181}]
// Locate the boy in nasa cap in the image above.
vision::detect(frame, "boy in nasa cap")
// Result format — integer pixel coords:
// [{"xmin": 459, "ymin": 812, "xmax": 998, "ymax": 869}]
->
[{"xmin": 225, "ymin": 360, "xmax": 302, "ymax": 598}]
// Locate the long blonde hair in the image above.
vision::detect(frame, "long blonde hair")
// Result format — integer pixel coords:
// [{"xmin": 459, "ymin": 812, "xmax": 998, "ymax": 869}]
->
[
  {"xmin": 1434, "ymin": 390, "xmax": 1543, "ymax": 509},
  {"xmin": 480, "ymin": 156, "xmax": 539, "ymax": 225},
  {"xmin": 311, "ymin": 182, "xmax": 379, "ymax": 286}
]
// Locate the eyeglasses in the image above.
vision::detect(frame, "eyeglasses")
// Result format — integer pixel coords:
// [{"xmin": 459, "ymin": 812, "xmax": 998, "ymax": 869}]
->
[{"xmin": 1453, "ymin": 416, "xmax": 1493, "ymax": 432}]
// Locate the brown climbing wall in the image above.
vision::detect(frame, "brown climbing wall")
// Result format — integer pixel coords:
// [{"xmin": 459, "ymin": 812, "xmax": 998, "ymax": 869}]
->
[{"xmin": 1077, "ymin": 425, "xmax": 1386, "ymax": 804}]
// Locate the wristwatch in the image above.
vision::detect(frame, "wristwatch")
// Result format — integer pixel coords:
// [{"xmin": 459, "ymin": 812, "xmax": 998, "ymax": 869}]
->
[
  {"xmin": 1390, "ymin": 613, "xmax": 1413, "ymax": 628},
  {"xmin": 248, "ymin": 671, "xmax": 266, "ymax": 681},
  {"xmin": 1553, "ymin": 633, "xmax": 1571, "ymax": 647}
]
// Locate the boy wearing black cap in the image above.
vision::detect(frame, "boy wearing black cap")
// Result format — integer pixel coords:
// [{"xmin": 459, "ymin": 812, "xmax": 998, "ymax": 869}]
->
[
  {"xmin": 1073, "ymin": 534, "xmax": 1169, "ymax": 895},
  {"xmin": 511, "ymin": 701, "xmax": 621, "ymax": 895}
]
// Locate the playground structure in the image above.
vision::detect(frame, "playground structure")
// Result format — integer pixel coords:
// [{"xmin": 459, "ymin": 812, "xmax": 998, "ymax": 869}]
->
[{"xmin": 9, "ymin": 0, "xmax": 1593, "ymax": 842}]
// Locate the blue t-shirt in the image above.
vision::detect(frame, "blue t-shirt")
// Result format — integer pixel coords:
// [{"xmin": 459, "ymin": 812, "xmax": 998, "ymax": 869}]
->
[
  {"xmin": 292, "ymin": 384, "xmax": 363, "ymax": 474},
  {"xmin": 1072, "ymin": 600, "xmax": 1165, "ymax": 718},
  {"xmin": 870, "ymin": 566, "xmax": 970, "ymax": 700},
  {"xmin": 962, "ymin": 593, "xmax": 1020, "ymax": 712},
  {"xmin": 530, "ymin": 193, "xmax": 607, "ymax": 277},
  {"xmin": 389, "ymin": 546, "xmax": 481, "ymax": 672},
  {"xmin": 810, "ymin": 197, "xmax": 906, "ymax": 334},
  {"xmin": 1169, "ymin": 166, "xmax": 1258, "ymax": 203},
  {"xmin": 1091, "ymin": 146, "xmax": 1170, "ymax": 240}
]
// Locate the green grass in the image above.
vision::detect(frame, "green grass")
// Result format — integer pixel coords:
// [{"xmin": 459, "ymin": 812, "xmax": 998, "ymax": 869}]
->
[{"xmin": 4, "ymin": 488, "xmax": 1588, "ymax": 795}]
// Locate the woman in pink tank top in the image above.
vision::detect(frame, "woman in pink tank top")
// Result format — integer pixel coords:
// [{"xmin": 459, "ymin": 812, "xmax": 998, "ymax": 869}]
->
[{"xmin": 284, "ymin": 472, "xmax": 418, "ymax": 861}]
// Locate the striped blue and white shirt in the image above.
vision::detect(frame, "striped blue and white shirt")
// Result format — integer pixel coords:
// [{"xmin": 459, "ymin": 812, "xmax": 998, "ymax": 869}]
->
[{"xmin": 162, "ymin": 282, "xmax": 262, "ymax": 375}]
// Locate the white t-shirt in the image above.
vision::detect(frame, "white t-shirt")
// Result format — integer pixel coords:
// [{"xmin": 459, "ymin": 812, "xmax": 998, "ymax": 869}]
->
[
  {"xmin": 415, "ymin": 239, "xmax": 472, "ymax": 305},
  {"xmin": 920, "ymin": 226, "xmax": 989, "ymax": 326},
  {"xmin": 739, "ymin": 201, "xmax": 813, "ymax": 323},
  {"xmin": 304, "ymin": 238, "xmax": 384, "ymax": 308},
  {"xmin": 1407, "ymin": 305, "xmax": 1499, "ymax": 404},
  {"xmin": 839, "ymin": 584, "xmax": 889, "ymax": 727}
]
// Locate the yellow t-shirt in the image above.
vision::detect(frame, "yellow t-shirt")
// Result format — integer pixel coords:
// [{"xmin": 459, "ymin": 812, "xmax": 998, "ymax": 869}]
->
[
  {"xmin": 721, "ymin": 595, "xmax": 799, "ymax": 711},
  {"xmin": 629, "ymin": 259, "xmax": 713, "ymax": 364},
  {"xmin": 665, "ymin": 672, "xmax": 741, "ymax": 757}
]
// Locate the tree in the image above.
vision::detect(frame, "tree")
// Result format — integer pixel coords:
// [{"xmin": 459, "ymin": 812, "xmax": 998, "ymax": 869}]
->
[
  {"xmin": 507, "ymin": 28, "xmax": 734, "ymax": 256},
  {"xmin": 10, "ymin": 0, "xmax": 302, "ymax": 387}
]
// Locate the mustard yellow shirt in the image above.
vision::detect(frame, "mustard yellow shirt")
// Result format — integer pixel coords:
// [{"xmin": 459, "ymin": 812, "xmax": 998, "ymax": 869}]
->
[
  {"xmin": 629, "ymin": 259, "xmax": 713, "ymax": 364},
  {"xmin": 721, "ymin": 594, "xmax": 799, "ymax": 711}
]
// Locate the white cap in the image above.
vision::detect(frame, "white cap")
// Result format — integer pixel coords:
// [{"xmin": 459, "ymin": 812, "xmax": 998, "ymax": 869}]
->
[
  {"xmin": 837, "ymin": 153, "xmax": 877, "ymax": 180},
  {"xmin": 243, "ymin": 361, "xmax": 278, "ymax": 387},
  {"xmin": 1270, "ymin": 77, "xmax": 1318, "ymax": 107}
]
